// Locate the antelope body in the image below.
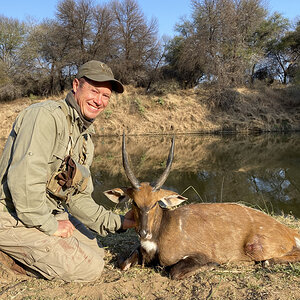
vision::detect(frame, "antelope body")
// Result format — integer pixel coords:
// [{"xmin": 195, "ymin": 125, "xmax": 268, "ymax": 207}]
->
[{"xmin": 104, "ymin": 135, "xmax": 300, "ymax": 280}]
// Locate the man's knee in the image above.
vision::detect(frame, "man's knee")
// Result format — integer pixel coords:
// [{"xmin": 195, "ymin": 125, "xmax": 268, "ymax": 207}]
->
[
  {"xmin": 34, "ymin": 236, "xmax": 105, "ymax": 282},
  {"xmin": 62, "ymin": 254, "xmax": 104, "ymax": 282}
]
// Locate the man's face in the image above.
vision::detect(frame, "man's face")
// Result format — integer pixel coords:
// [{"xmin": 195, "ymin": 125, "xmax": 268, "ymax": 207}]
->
[{"xmin": 73, "ymin": 78, "xmax": 112, "ymax": 120}]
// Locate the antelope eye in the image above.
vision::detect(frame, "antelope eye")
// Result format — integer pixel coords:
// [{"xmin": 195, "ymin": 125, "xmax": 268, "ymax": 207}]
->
[{"xmin": 150, "ymin": 202, "xmax": 157, "ymax": 210}]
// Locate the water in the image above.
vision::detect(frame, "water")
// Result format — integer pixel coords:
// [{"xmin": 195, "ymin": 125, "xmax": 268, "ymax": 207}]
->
[{"xmin": 91, "ymin": 133, "xmax": 300, "ymax": 218}]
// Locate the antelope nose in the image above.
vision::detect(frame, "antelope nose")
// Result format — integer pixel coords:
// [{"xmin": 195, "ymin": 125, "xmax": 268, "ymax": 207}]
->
[
  {"xmin": 139, "ymin": 229, "xmax": 147, "ymax": 239},
  {"xmin": 139, "ymin": 230, "xmax": 152, "ymax": 240}
]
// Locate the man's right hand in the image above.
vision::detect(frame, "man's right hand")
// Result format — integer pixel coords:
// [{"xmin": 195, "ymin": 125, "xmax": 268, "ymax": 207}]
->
[{"xmin": 53, "ymin": 220, "xmax": 75, "ymax": 238}]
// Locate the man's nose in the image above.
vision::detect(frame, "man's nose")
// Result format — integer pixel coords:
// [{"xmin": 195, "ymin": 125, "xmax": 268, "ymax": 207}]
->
[{"xmin": 95, "ymin": 94, "xmax": 104, "ymax": 105}]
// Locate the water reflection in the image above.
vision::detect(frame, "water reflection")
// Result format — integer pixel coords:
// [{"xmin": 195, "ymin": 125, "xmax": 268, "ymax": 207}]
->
[{"xmin": 91, "ymin": 133, "xmax": 300, "ymax": 218}]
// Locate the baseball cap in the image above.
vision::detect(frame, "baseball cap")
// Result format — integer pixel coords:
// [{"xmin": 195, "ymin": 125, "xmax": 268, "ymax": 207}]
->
[{"xmin": 76, "ymin": 60, "xmax": 124, "ymax": 93}]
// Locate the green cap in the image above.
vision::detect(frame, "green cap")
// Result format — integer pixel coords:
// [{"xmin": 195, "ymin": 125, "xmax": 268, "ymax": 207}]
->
[{"xmin": 76, "ymin": 60, "xmax": 124, "ymax": 93}]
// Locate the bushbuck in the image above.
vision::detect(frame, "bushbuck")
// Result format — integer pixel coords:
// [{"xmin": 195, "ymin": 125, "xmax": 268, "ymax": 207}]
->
[{"xmin": 104, "ymin": 134, "xmax": 300, "ymax": 280}]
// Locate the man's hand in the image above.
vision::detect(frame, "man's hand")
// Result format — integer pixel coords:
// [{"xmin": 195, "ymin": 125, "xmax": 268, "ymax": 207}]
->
[
  {"xmin": 122, "ymin": 210, "xmax": 137, "ymax": 230},
  {"xmin": 53, "ymin": 220, "xmax": 75, "ymax": 238}
]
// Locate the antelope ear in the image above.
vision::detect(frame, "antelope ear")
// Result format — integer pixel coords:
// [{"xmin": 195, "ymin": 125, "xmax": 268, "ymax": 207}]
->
[
  {"xmin": 103, "ymin": 188, "xmax": 131, "ymax": 204},
  {"xmin": 158, "ymin": 194, "xmax": 187, "ymax": 208}
]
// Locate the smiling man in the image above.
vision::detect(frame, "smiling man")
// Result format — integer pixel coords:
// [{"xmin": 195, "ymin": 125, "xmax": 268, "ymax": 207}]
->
[{"xmin": 0, "ymin": 61, "xmax": 135, "ymax": 282}]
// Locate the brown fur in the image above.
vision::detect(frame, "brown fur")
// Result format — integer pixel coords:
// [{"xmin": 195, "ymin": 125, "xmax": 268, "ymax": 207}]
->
[{"xmin": 105, "ymin": 184, "xmax": 300, "ymax": 279}]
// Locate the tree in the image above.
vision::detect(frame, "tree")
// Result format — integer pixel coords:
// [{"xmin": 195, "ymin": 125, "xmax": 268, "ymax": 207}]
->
[
  {"xmin": 281, "ymin": 21, "xmax": 300, "ymax": 83},
  {"xmin": 258, "ymin": 13, "xmax": 291, "ymax": 84},
  {"xmin": 0, "ymin": 16, "xmax": 27, "ymax": 100},
  {"xmin": 163, "ymin": 32, "xmax": 205, "ymax": 88},
  {"xmin": 163, "ymin": 0, "xmax": 277, "ymax": 89},
  {"xmin": 22, "ymin": 0, "xmax": 117, "ymax": 95},
  {"xmin": 55, "ymin": 0, "xmax": 94, "ymax": 65},
  {"xmin": 193, "ymin": 0, "xmax": 269, "ymax": 87},
  {"xmin": 110, "ymin": 0, "xmax": 160, "ymax": 85},
  {"xmin": 0, "ymin": 16, "xmax": 26, "ymax": 71},
  {"xmin": 89, "ymin": 4, "xmax": 116, "ymax": 61}
]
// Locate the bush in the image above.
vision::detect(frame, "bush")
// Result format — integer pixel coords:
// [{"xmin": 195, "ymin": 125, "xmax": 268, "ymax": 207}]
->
[
  {"xmin": 0, "ymin": 83, "xmax": 22, "ymax": 102},
  {"xmin": 207, "ymin": 87, "xmax": 241, "ymax": 111},
  {"xmin": 147, "ymin": 79, "xmax": 180, "ymax": 96}
]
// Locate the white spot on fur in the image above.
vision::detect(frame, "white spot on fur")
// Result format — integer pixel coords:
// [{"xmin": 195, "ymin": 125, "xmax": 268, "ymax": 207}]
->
[
  {"xmin": 264, "ymin": 260, "xmax": 270, "ymax": 267},
  {"xmin": 295, "ymin": 237, "xmax": 300, "ymax": 248},
  {"xmin": 182, "ymin": 255, "xmax": 189, "ymax": 259},
  {"xmin": 179, "ymin": 217, "xmax": 183, "ymax": 232},
  {"xmin": 141, "ymin": 240, "xmax": 157, "ymax": 254}
]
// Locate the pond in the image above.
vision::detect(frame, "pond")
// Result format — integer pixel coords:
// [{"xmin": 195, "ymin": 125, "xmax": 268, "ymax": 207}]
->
[{"xmin": 91, "ymin": 133, "xmax": 300, "ymax": 218}]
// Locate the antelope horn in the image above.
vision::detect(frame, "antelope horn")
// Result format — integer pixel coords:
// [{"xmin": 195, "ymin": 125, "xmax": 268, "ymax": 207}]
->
[
  {"xmin": 122, "ymin": 132, "xmax": 141, "ymax": 189},
  {"xmin": 152, "ymin": 137, "xmax": 175, "ymax": 191}
]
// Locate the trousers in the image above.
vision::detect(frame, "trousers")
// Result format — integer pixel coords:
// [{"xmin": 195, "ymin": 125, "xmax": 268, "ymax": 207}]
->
[{"xmin": 0, "ymin": 204, "xmax": 105, "ymax": 282}]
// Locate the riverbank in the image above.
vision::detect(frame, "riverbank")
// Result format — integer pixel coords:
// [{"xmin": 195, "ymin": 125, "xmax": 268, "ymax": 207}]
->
[
  {"xmin": 95, "ymin": 84, "xmax": 300, "ymax": 136},
  {"xmin": 1, "ymin": 84, "xmax": 300, "ymax": 149}
]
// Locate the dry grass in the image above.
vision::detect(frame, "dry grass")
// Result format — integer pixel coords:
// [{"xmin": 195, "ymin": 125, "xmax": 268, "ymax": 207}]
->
[
  {"xmin": 66, "ymin": 83, "xmax": 300, "ymax": 135},
  {"xmin": 1, "ymin": 84, "xmax": 299, "ymax": 150}
]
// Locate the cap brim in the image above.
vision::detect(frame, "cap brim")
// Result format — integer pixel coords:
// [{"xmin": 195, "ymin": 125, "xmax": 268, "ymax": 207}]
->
[
  {"xmin": 81, "ymin": 74, "xmax": 124, "ymax": 93},
  {"xmin": 111, "ymin": 79, "xmax": 124, "ymax": 93}
]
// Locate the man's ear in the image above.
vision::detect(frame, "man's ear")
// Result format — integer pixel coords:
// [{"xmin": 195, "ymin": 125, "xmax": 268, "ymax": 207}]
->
[
  {"xmin": 72, "ymin": 78, "xmax": 80, "ymax": 93},
  {"xmin": 103, "ymin": 187, "xmax": 131, "ymax": 204},
  {"xmin": 158, "ymin": 194, "xmax": 187, "ymax": 208}
]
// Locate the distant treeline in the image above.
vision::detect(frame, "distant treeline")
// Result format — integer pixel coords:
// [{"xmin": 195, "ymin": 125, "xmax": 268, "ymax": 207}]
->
[{"xmin": 0, "ymin": 0, "xmax": 299, "ymax": 101}]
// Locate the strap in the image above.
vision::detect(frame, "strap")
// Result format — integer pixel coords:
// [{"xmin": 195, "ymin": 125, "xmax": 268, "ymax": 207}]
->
[
  {"xmin": 58, "ymin": 100, "xmax": 74, "ymax": 156},
  {"xmin": 58, "ymin": 100, "xmax": 87, "ymax": 164},
  {"xmin": 59, "ymin": 100, "xmax": 73, "ymax": 135}
]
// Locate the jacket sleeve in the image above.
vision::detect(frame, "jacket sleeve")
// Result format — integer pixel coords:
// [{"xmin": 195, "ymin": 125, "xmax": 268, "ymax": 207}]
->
[
  {"xmin": 7, "ymin": 106, "xmax": 59, "ymax": 235},
  {"xmin": 67, "ymin": 176, "xmax": 123, "ymax": 237}
]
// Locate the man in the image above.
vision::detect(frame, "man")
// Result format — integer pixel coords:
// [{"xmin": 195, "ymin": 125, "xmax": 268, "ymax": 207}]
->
[{"xmin": 0, "ymin": 60, "xmax": 135, "ymax": 282}]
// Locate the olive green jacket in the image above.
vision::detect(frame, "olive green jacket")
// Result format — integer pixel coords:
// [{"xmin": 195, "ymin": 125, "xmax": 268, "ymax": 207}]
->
[{"xmin": 0, "ymin": 94, "xmax": 122, "ymax": 236}]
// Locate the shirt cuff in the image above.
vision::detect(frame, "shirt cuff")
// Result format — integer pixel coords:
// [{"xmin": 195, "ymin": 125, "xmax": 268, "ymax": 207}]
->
[{"xmin": 39, "ymin": 215, "xmax": 59, "ymax": 235}]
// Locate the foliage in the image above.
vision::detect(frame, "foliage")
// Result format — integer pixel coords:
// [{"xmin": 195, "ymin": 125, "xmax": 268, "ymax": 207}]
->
[
  {"xmin": 0, "ymin": 15, "xmax": 27, "ymax": 100},
  {"xmin": 110, "ymin": 0, "xmax": 160, "ymax": 85},
  {"xmin": 0, "ymin": 0, "xmax": 299, "ymax": 102},
  {"xmin": 163, "ymin": 0, "xmax": 298, "ymax": 90},
  {"xmin": 163, "ymin": 35, "xmax": 205, "ymax": 88},
  {"xmin": 0, "ymin": 0, "xmax": 160, "ymax": 100},
  {"xmin": 104, "ymin": 109, "xmax": 113, "ymax": 119}
]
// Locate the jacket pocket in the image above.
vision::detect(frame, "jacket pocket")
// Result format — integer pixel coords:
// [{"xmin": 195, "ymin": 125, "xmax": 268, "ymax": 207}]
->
[{"xmin": 51, "ymin": 139, "xmax": 68, "ymax": 162}]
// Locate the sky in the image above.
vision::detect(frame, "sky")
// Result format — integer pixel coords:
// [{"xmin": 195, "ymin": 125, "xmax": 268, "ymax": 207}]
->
[{"xmin": 1, "ymin": 0, "xmax": 299, "ymax": 37}]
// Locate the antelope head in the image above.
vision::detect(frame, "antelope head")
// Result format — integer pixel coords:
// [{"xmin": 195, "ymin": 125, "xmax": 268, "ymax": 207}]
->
[{"xmin": 104, "ymin": 134, "xmax": 187, "ymax": 240}]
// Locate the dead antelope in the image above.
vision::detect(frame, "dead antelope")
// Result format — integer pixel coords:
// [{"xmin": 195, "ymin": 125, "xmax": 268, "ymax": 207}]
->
[{"xmin": 104, "ymin": 134, "xmax": 300, "ymax": 280}]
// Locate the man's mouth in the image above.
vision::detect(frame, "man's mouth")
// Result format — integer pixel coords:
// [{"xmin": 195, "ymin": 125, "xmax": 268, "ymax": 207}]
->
[{"xmin": 87, "ymin": 103, "xmax": 101, "ymax": 111}]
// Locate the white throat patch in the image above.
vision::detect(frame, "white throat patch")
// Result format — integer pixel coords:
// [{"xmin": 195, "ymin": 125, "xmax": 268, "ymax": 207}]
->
[
  {"xmin": 295, "ymin": 237, "xmax": 300, "ymax": 248},
  {"xmin": 141, "ymin": 240, "xmax": 157, "ymax": 254}
]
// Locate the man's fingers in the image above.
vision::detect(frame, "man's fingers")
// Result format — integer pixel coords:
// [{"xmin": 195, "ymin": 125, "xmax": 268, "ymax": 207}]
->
[{"xmin": 53, "ymin": 220, "xmax": 75, "ymax": 238}]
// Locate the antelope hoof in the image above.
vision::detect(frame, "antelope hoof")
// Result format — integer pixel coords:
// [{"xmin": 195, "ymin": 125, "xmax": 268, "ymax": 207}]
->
[
  {"xmin": 262, "ymin": 259, "xmax": 275, "ymax": 267},
  {"xmin": 118, "ymin": 250, "xmax": 139, "ymax": 271}
]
